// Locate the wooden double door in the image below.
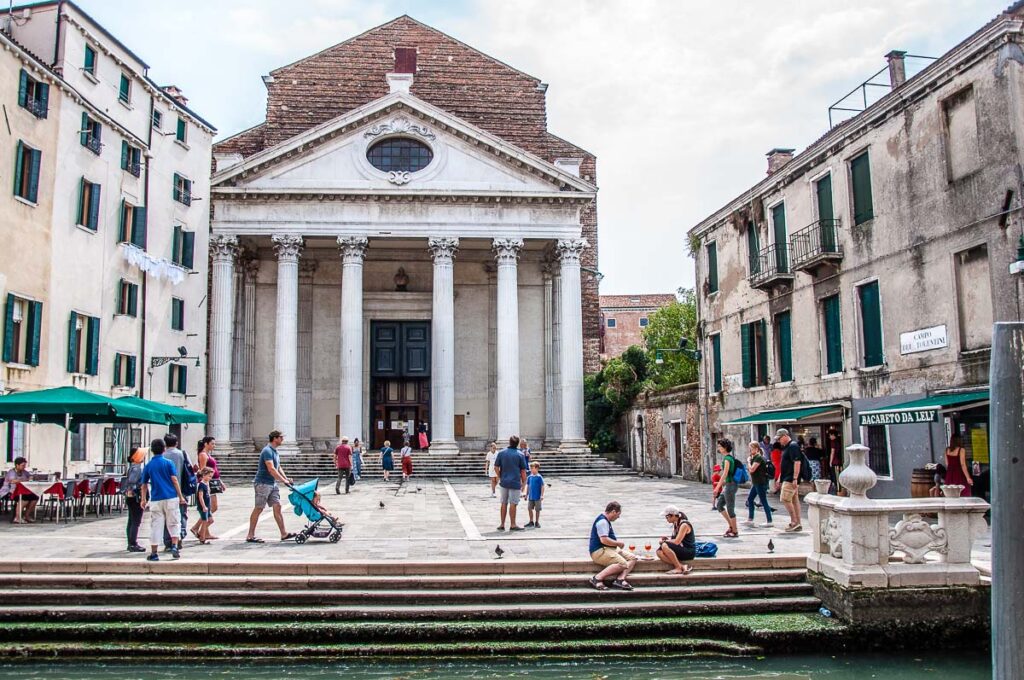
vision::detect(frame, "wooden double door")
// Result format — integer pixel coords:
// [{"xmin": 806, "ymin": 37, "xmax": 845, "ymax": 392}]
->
[{"xmin": 370, "ymin": 321, "xmax": 431, "ymax": 449}]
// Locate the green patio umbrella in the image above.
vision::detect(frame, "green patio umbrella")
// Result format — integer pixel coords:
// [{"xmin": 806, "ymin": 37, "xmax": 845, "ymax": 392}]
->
[
  {"xmin": 0, "ymin": 386, "xmax": 166, "ymax": 477},
  {"xmin": 114, "ymin": 396, "xmax": 207, "ymax": 425}
]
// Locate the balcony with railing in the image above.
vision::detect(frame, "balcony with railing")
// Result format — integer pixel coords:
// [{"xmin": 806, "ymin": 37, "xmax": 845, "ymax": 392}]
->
[
  {"xmin": 749, "ymin": 243, "xmax": 794, "ymax": 289},
  {"xmin": 84, "ymin": 133, "xmax": 102, "ymax": 155},
  {"xmin": 791, "ymin": 218, "xmax": 843, "ymax": 273}
]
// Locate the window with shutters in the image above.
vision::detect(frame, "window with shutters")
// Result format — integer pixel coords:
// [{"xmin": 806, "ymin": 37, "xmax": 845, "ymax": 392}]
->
[
  {"xmin": 771, "ymin": 202, "xmax": 789, "ymax": 273},
  {"xmin": 152, "ymin": 108, "xmax": 163, "ymax": 131},
  {"xmin": 113, "ymin": 353, "xmax": 137, "ymax": 388},
  {"xmin": 176, "ymin": 117, "xmax": 188, "ymax": 145},
  {"xmin": 741, "ymin": 320, "xmax": 768, "ymax": 387},
  {"xmin": 118, "ymin": 73, "xmax": 131, "ymax": 105},
  {"xmin": 820, "ymin": 294, "xmax": 844, "ymax": 375},
  {"xmin": 70, "ymin": 424, "xmax": 87, "ymax": 462},
  {"xmin": 76, "ymin": 178, "xmax": 102, "ymax": 231},
  {"xmin": 171, "ymin": 225, "xmax": 195, "ymax": 269},
  {"xmin": 168, "ymin": 364, "xmax": 187, "ymax": 395},
  {"xmin": 121, "ymin": 141, "xmax": 142, "ymax": 177},
  {"xmin": 83, "ymin": 44, "xmax": 97, "ymax": 77},
  {"xmin": 80, "ymin": 113, "xmax": 102, "ymax": 154},
  {"xmin": 17, "ymin": 69, "xmax": 49, "ymax": 119},
  {"xmin": 171, "ymin": 297, "xmax": 185, "ymax": 331},
  {"xmin": 173, "ymin": 173, "xmax": 192, "ymax": 205},
  {"xmin": 116, "ymin": 280, "xmax": 138, "ymax": 317},
  {"xmin": 13, "ymin": 141, "xmax": 41, "ymax": 204},
  {"xmin": 2, "ymin": 294, "xmax": 42, "ymax": 367},
  {"xmin": 857, "ymin": 280, "xmax": 884, "ymax": 367},
  {"xmin": 705, "ymin": 242, "xmax": 718, "ymax": 294},
  {"xmin": 850, "ymin": 150, "xmax": 874, "ymax": 225},
  {"xmin": 774, "ymin": 310, "xmax": 792, "ymax": 383},
  {"xmin": 710, "ymin": 334, "xmax": 722, "ymax": 393},
  {"xmin": 118, "ymin": 199, "xmax": 147, "ymax": 248},
  {"xmin": 860, "ymin": 425, "xmax": 892, "ymax": 478},
  {"xmin": 67, "ymin": 312, "xmax": 99, "ymax": 376}
]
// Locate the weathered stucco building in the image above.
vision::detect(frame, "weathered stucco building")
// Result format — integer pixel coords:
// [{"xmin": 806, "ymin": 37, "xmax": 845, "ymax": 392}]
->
[
  {"xmin": 688, "ymin": 6, "xmax": 1024, "ymax": 497},
  {"xmin": 210, "ymin": 16, "xmax": 600, "ymax": 455},
  {"xmin": 599, "ymin": 293, "xmax": 676, "ymax": 359},
  {"xmin": 1, "ymin": 2, "xmax": 214, "ymax": 473}
]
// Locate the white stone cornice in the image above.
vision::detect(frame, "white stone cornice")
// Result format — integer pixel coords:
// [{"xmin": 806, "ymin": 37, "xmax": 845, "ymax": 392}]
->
[
  {"xmin": 271, "ymin": 234, "xmax": 304, "ymax": 261},
  {"xmin": 492, "ymin": 238, "xmax": 524, "ymax": 266},
  {"xmin": 211, "ymin": 187, "xmax": 596, "ymax": 205},
  {"xmin": 556, "ymin": 238, "xmax": 589, "ymax": 265},
  {"xmin": 427, "ymin": 237, "xmax": 459, "ymax": 262},
  {"xmin": 209, "ymin": 235, "xmax": 239, "ymax": 263},
  {"xmin": 337, "ymin": 236, "xmax": 370, "ymax": 264}
]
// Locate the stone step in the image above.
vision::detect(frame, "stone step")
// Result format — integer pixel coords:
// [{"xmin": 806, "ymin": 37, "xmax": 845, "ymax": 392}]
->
[{"xmin": 0, "ymin": 596, "xmax": 822, "ymax": 621}]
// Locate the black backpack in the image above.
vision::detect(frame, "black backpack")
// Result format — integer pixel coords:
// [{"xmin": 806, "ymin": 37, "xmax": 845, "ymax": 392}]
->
[
  {"xmin": 799, "ymin": 451, "xmax": 813, "ymax": 482},
  {"xmin": 764, "ymin": 457, "xmax": 777, "ymax": 479}
]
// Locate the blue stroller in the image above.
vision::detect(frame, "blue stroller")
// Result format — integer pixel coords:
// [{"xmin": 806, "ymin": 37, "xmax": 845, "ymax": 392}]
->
[{"xmin": 287, "ymin": 478, "xmax": 344, "ymax": 544}]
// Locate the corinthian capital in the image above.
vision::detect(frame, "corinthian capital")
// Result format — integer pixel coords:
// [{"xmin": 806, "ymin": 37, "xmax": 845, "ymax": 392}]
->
[
  {"xmin": 271, "ymin": 234, "xmax": 304, "ymax": 261},
  {"xmin": 337, "ymin": 236, "xmax": 369, "ymax": 265},
  {"xmin": 556, "ymin": 238, "xmax": 589, "ymax": 265},
  {"xmin": 492, "ymin": 238, "xmax": 524, "ymax": 266},
  {"xmin": 209, "ymin": 234, "xmax": 239, "ymax": 263},
  {"xmin": 428, "ymin": 237, "xmax": 459, "ymax": 263}
]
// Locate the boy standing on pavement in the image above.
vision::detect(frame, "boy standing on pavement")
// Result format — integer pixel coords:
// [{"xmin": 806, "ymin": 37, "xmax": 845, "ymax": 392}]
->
[{"xmin": 525, "ymin": 462, "xmax": 545, "ymax": 529}]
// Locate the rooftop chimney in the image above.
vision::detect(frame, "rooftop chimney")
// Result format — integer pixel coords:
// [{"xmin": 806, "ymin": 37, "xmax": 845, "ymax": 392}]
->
[
  {"xmin": 766, "ymin": 148, "xmax": 795, "ymax": 175},
  {"xmin": 162, "ymin": 85, "xmax": 188, "ymax": 107},
  {"xmin": 387, "ymin": 47, "xmax": 417, "ymax": 94},
  {"xmin": 886, "ymin": 50, "xmax": 907, "ymax": 88}
]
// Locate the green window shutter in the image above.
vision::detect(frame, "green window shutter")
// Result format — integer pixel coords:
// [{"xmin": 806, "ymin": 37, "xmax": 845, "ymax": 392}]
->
[
  {"xmin": 816, "ymin": 174, "xmax": 836, "ymax": 252},
  {"xmin": 171, "ymin": 298, "xmax": 183, "ymax": 331},
  {"xmin": 176, "ymin": 117, "xmax": 186, "ymax": 142},
  {"xmin": 13, "ymin": 141, "xmax": 24, "ymax": 197},
  {"xmin": 2, "ymin": 293, "xmax": 15, "ymax": 362},
  {"xmin": 76, "ymin": 178, "xmax": 86, "ymax": 226},
  {"xmin": 80, "ymin": 112, "xmax": 89, "ymax": 146},
  {"xmin": 757, "ymin": 319, "xmax": 768, "ymax": 386},
  {"xmin": 741, "ymin": 322, "xmax": 753, "ymax": 388},
  {"xmin": 18, "ymin": 69, "xmax": 28, "ymax": 108},
  {"xmin": 128, "ymin": 283, "xmax": 138, "ymax": 317},
  {"xmin": 706, "ymin": 243, "xmax": 718, "ymax": 293},
  {"xmin": 66, "ymin": 311, "xmax": 78, "ymax": 373},
  {"xmin": 127, "ymin": 355, "xmax": 136, "ymax": 388},
  {"xmin": 851, "ymin": 152, "xmax": 874, "ymax": 225},
  {"xmin": 777, "ymin": 311, "xmax": 792, "ymax": 382},
  {"xmin": 84, "ymin": 46, "xmax": 94, "ymax": 72},
  {"xmin": 118, "ymin": 199, "xmax": 127, "ymax": 242},
  {"xmin": 27, "ymin": 301, "xmax": 41, "ymax": 366},
  {"xmin": 182, "ymin": 231, "xmax": 195, "ymax": 269},
  {"xmin": 87, "ymin": 181, "xmax": 101, "ymax": 230},
  {"xmin": 179, "ymin": 366, "xmax": 188, "ymax": 394},
  {"xmin": 172, "ymin": 173, "xmax": 180, "ymax": 201},
  {"xmin": 27, "ymin": 149, "xmax": 40, "ymax": 204},
  {"xmin": 772, "ymin": 203, "xmax": 788, "ymax": 272},
  {"xmin": 746, "ymin": 222, "xmax": 760, "ymax": 274},
  {"xmin": 859, "ymin": 281, "xmax": 884, "ymax": 367},
  {"xmin": 86, "ymin": 316, "xmax": 100, "ymax": 376},
  {"xmin": 120, "ymin": 141, "xmax": 129, "ymax": 170},
  {"xmin": 113, "ymin": 353, "xmax": 122, "ymax": 386},
  {"xmin": 823, "ymin": 295, "xmax": 843, "ymax": 374},
  {"xmin": 37, "ymin": 82, "xmax": 48, "ymax": 119},
  {"xmin": 167, "ymin": 366, "xmax": 175, "ymax": 393},
  {"xmin": 132, "ymin": 206, "xmax": 147, "ymax": 248},
  {"xmin": 712, "ymin": 335, "xmax": 722, "ymax": 393},
  {"xmin": 119, "ymin": 74, "xmax": 130, "ymax": 102}
]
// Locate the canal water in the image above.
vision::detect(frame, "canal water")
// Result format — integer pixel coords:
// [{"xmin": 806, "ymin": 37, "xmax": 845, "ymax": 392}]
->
[{"xmin": 0, "ymin": 654, "xmax": 991, "ymax": 679}]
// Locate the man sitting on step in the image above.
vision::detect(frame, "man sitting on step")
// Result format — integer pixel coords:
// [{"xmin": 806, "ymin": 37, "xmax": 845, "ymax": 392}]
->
[{"xmin": 588, "ymin": 501, "xmax": 637, "ymax": 591}]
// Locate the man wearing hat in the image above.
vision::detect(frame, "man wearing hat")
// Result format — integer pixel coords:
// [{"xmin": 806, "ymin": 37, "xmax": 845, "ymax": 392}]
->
[
  {"xmin": 245, "ymin": 430, "xmax": 296, "ymax": 543},
  {"xmin": 334, "ymin": 435, "xmax": 354, "ymax": 495},
  {"xmin": 777, "ymin": 428, "xmax": 803, "ymax": 531}
]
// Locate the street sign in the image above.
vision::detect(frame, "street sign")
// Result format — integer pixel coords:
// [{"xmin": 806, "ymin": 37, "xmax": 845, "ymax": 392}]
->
[{"xmin": 859, "ymin": 409, "xmax": 938, "ymax": 426}]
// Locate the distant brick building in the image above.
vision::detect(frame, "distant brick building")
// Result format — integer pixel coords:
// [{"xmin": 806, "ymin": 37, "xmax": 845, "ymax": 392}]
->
[{"xmin": 599, "ymin": 294, "xmax": 677, "ymax": 359}]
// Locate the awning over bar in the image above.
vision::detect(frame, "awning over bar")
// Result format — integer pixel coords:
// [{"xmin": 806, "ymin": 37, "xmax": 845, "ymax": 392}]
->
[
  {"xmin": 723, "ymin": 405, "xmax": 843, "ymax": 426},
  {"xmin": 858, "ymin": 390, "xmax": 989, "ymax": 426}
]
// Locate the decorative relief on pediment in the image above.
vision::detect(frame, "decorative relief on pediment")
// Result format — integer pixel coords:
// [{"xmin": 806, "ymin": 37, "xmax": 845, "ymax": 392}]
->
[{"xmin": 364, "ymin": 116, "xmax": 436, "ymax": 141}]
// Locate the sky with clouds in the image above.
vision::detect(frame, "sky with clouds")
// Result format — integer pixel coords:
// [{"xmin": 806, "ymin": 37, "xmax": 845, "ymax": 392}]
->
[{"xmin": 79, "ymin": 0, "xmax": 1005, "ymax": 294}]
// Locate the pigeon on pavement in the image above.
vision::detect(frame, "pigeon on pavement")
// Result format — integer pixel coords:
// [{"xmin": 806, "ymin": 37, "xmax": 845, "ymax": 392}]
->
[
  {"xmin": 379, "ymin": 501, "xmax": 385, "ymax": 509},
  {"xmin": 767, "ymin": 539, "xmax": 775, "ymax": 553},
  {"xmin": 494, "ymin": 544, "xmax": 505, "ymax": 559}
]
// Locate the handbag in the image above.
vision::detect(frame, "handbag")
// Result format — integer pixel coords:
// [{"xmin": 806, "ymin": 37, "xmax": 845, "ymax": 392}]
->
[{"xmin": 209, "ymin": 478, "xmax": 225, "ymax": 493}]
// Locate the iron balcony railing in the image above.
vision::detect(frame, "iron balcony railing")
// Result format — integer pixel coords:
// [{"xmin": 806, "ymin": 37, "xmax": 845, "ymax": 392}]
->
[
  {"xmin": 84, "ymin": 133, "xmax": 102, "ymax": 155},
  {"xmin": 25, "ymin": 97, "xmax": 47, "ymax": 119},
  {"xmin": 126, "ymin": 161, "xmax": 142, "ymax": 178},
  {"xmin": 173, "ymin": 187, "xmax": 192, "ymax": 206},
  {"xmin": 749, "ymin": 243, "xmax": 793, "ymax": 288},
  {"xmin": 791, "ymin": 218, "xmax": 843, "ymax": 270}
]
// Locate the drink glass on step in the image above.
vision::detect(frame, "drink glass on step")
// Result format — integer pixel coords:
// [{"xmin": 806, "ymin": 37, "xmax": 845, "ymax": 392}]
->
[
  {"xmin": 644, "ymin": 542, "xmax": 652, "ymax": 558},
  {"xmin": 628, "ymin": 544, "xmax": 636, "ymax": 554}
]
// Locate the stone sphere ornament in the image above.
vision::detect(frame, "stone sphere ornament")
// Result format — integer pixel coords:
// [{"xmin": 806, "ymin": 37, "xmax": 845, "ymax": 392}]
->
[{"xmin": 838, "ymin": 443, "xmax": 877, "ymax": 499}]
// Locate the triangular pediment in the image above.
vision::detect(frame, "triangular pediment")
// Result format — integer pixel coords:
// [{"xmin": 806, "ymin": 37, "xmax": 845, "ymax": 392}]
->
[{"xmin": 213, "ymin": 92, "xmax": 595, "ymax": 197}]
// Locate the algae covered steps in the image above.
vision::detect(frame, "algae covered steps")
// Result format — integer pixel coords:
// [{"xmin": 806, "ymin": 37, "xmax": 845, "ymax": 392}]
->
[{"xmin": 0, "ymin": 556, "xmax": 828, "ymax": 659}]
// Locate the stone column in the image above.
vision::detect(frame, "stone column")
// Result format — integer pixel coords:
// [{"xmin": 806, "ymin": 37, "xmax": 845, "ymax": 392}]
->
[
  {"xmin": 228, "ymin": 259, "xmax": 245, "ymax": 443},
  {"xmin": 240, "ymin": 258, "xmax": 259, "ymax": 447},
  {"xmin": 557, "ymin": 238, "xmax": 589, "ymax": 453},
  {"xmin": 492, "ymin": 238, "xmax": 523, "ymax": 441},
  {"xmin": 207, "ymin": 235, "xmax": 238, "ymax": 443},
  {"xmin": 272, "ymin": 234, "xmax": 303, "ymax": 452},
  {"xmin": 542, "ymin": 265, "xmax": 556, "ymax": 448},
  {"xmin": 485, "ymin": 264, "xmax": 497, "ymax": 442},
  {"xmin": 551, "ymin": 269, "xmax": 563, "ymax": 443},
  {"xmin": 428, "ymin": 237, "xmax": 459, "ymax": 454},
  {"xmin": 296, "ymin": 259, "xmax": 318, "ymax": 447},
  {"xmin": 338, "ymin": 236, "xmax": 369, "ymax": 443}
]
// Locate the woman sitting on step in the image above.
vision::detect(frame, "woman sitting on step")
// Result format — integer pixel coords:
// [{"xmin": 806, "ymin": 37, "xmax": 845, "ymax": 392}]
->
[{"xmin": 656, "ymin": 505, "xmax": 695, "ymax": 575}]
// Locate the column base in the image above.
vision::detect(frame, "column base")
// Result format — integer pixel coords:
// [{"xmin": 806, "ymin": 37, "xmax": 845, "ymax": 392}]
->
[
  {"xmin": 558, "ymin": 439, "xmax": 590, "ymax": 455},
  {"xmin": 542, "ymin": 439, "xmax": 562, "ymax": 450},
  {"xmin": 229, "ymin": 439, "xmax": 258, "ymax": 454},
  {"xmin": 428, "ymin": 439, "xmax": 460, "ymax": 455},
  {"xmin": 277, "ymin": 442, "xmax": 301, "ymax": 456}
]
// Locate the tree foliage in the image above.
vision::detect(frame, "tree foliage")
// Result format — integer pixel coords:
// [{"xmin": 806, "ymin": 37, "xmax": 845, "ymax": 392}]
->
[{"xmin": 643, "ymin": 289, "xmax": 699, "ymax": 390}]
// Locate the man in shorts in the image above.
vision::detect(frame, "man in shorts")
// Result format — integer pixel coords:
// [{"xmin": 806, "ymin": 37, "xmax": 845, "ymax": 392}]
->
[
  {"xmin": 245, "ymin": 430, "xmax": 296, "ymax": 543},
  {"xmin": 777, "ymin": 428, "xmax": 803, "ymax": 532},
  {"xmin": 493, "ymin": 435, "xmax": 528, "ymax": 532},
  {"xmin": 588, "ymin": 501, "xmax": 637, "ymax": 590}
]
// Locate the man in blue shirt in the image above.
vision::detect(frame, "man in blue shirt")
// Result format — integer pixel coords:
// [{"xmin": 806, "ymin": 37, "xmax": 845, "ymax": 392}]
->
[
  {"xmin": 588, "ymin": 501, "xmax": 636, "ymax": 590},
  {"xmin": 246, "ymin": 430, "xmax": 295, "ymax": 543},
  {"xmin": 493, "ymin": 435, "xmax": 528, "ymax": 532},
  {"xmin": 140, "ymin": 439, "xmax": 185, "ymax": 561}
]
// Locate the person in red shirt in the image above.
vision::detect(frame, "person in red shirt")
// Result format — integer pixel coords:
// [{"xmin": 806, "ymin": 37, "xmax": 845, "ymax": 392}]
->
[
  {"xmin": 334, "ymin": 436, "xmax": 353, "ymax": 495},
  {"xmin": 709, "ymin": 464, "xmax": 722, "ymax": 510}
]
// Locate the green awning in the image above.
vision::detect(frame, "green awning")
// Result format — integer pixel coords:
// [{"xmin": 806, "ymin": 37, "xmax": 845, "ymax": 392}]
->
[
  {"xmin": 859, "ymin": 390, "xmax": 988, "ymax": 426},
  {"xmin": 723, "ymin": 405, "xmax": 842, "ymax": 426},
  {"xmin": 115, "ymin": 396, "xmax": 207, "ymax": 425},
  {"xmin": 0, "ymin": 386, "xmax": 165, "ymax": 425}
]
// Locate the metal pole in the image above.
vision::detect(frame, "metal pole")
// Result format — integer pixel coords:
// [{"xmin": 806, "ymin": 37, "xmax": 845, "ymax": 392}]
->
[
  {"xmin": 991, "ymin": 321, "xmax": 1024, "ymax": 679},
  {"xmin": 61, "ymin": 413, "xmax": 70, "ymax": 480}
]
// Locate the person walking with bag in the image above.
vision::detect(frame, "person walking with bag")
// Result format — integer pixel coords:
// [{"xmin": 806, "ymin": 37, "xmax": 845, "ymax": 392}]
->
[
  {"xmin": 140, "ymin": 439, "xmax": 185, "ymax": 561},
  {"xmin": 713, "ymin": 439, "xmax": 741, "ymax": 538},
  {"xmin": 744, "ymin": 441, "xmax": 773, "ymax": 527},
  {"xmin": 123, "ymin": 448, "xmax": 146, "ymax": 552},
  {"xmin": 193, "ymin": 437, "xmax": 225, "ymax": 539}
]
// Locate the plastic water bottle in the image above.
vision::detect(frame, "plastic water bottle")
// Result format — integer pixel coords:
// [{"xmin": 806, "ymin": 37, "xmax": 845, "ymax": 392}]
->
[{"xmin": 819, "ymin": 607, "xmax": 832, "ymax": 618}]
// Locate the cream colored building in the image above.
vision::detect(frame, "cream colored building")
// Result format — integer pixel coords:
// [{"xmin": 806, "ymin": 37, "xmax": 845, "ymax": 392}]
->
[{"xmin": 1, "ymin": 2, "xmax": 215, "ymax": 474}]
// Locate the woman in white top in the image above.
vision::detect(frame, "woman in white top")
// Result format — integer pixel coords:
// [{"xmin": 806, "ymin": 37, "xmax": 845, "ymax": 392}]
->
[{"xmin": 485, "ymin": 442, "xmax": 498, "ymax": 497}]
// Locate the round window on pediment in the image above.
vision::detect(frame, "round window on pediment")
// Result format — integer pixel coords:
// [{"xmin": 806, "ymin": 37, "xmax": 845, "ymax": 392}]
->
[{"xmin": 366, "ymin": 137, "xmax": 433, "ymax": 174}]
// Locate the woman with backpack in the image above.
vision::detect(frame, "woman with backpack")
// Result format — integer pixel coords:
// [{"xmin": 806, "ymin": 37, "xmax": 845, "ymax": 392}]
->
[
  {"xmin": 744, "ymin": 441, "xmax": 773, "ymax": 527},
  {"xmin": 713, "ymin": 439, "xmax": 741, "ymax": 538}
]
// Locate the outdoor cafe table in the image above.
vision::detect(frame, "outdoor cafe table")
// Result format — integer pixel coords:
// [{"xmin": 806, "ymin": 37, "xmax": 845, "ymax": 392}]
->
[{"xmin": 11, "ymin": 481, "xmax": 63, "ymax": 523}]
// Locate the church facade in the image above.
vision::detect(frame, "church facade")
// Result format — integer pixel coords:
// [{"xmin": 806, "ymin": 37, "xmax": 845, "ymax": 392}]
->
[{"xmin": 210, "ymin": 17, "xmax": 600, "ymax": 454}]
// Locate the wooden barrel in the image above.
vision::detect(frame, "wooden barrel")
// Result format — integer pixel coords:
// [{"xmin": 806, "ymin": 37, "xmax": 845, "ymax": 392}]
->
[{"xmin": 911, "ymin": 468, "xmax": 933, "ymax": 498}]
